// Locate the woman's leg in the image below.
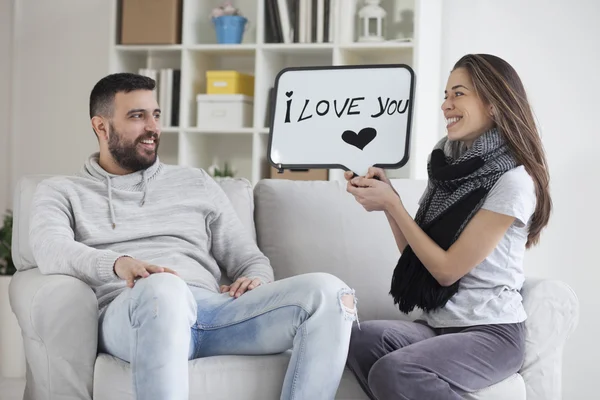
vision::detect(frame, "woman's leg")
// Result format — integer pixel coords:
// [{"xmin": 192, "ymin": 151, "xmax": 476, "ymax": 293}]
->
[
  {"xmin": 367, "ymin": 322, "xmax": 526, "ymax": 400},
  {"xmin": 346, "ymin": 320, "xmax": 437, "ymax": 400}
]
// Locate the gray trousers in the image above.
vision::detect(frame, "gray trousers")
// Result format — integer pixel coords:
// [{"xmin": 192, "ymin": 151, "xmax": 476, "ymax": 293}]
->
[{"xmin": 346, "ymin": 319, "xmax": 526, "ymax": 400}]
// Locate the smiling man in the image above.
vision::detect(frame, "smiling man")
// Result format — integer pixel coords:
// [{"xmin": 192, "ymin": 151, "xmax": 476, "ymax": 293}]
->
[{"xmin": 28, "ymin": 73, "xmax": 358, "ymax": 400}]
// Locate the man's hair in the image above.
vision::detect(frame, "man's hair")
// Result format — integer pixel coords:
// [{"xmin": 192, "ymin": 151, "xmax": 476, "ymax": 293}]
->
[{"xmin": 89, "ymin": 72, "xmax": 155, "ymax": 119}]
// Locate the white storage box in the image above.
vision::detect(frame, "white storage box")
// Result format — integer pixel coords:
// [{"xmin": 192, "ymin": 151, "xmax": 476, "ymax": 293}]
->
[{"xmin": 196, "ymin": 94, "xmax": 253, "ymax": 129}]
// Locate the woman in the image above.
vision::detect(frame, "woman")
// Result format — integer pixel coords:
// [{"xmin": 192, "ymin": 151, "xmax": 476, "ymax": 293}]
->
[{"xmin": 345, "ymin": 53, "xmax": 552, "ymax": 400}]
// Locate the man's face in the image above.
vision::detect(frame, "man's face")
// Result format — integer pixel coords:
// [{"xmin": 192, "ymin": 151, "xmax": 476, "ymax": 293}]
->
[{"xmin": 107, "ymin": 90, "xmax": 161, "ymax": 173}]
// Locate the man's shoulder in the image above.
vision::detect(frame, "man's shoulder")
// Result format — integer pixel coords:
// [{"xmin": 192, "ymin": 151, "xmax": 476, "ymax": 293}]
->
[
  {"xmin": 35, "ymin": 174, "xmax": 92, "ymax": 192},
  {"xmin": 160, "ymin": 163, "xmax": 211, "ymax": 185},
  {"xmin": 29, "ymin": 175, "xmax": 97, "ymax": 206}
]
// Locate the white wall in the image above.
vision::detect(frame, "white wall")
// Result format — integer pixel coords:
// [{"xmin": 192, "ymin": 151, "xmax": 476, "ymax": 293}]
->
[
  {"xmin": 10, "ymin": 0, "xmax": 111, "ymax": 196},
  {"xmin": 440, "ymin": 1, "xmax": 600, "ymax": 398},
  {"xmin": 0, "ymin": 0, "xmax": 12, "ymax": 214},
  {"xmin": 410, "ymin": 0, "xmax": 444, "ymax": 180}
]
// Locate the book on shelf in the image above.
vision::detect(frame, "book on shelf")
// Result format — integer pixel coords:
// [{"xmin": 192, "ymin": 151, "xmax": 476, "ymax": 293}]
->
[
  {"xmin": 264, "ymin": 87, "xmax": 275, "ymax": 128},
  {"xmin": 138, "ymin": 68, "xmax": 180, "ymax": 128},
  {"xmin": 265, "ymin": 0, "xmax": 335, "ymax": 44}
]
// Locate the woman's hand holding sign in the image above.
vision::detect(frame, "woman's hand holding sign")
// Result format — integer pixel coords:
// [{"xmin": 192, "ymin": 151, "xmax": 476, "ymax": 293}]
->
[
  {"xmin": 345, "ymin": 167, "xmax": 400, "ymax": 212},
  {"xmin": 345, "ymin": 167, "xmax": 409, "ymax": 251}
]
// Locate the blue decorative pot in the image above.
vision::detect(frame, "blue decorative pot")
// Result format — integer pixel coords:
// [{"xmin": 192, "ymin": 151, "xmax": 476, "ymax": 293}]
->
[{"xmin": 213, "ymin": 15, "xmax": 247, "ymax": 44}]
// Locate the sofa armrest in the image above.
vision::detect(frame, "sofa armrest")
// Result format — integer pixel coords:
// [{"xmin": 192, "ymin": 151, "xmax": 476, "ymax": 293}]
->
[
  {"xmin": 520, "ymin": 277, "xmax": 579, "ymax": 400},
  {"xmin": 9, "ymin": 268, "xmax": 98, "ymax": 400}
]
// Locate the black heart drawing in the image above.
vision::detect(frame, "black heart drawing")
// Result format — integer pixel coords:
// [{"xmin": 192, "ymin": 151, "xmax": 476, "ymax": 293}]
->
[
  {"xmin": 341, "ymin": 127, "xmax": 377, "ymax": 150},
  {"xmin": 285, "ymin": 91, "xmax": 293, "ymax": 97}
]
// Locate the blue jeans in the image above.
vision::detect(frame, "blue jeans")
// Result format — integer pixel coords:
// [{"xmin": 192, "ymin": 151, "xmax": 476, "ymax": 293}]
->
[{"xmin": 98, "ymin": 272, "xmax": 358, "ymax": 400}]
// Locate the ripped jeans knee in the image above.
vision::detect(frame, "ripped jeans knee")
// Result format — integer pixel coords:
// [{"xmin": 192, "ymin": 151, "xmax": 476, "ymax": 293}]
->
[{"xmin": 338, "ymin": 288, "xmax": 360, "ymax": 328}]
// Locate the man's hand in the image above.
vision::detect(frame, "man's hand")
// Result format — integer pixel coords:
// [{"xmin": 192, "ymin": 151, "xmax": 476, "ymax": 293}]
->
[
  {"xmin": 114, "ymin": 256, "xmax": 179, "ymax": 288},
  {"xmin": 220, "ymin": 277, "xmax": 263, "ymax": 298}
]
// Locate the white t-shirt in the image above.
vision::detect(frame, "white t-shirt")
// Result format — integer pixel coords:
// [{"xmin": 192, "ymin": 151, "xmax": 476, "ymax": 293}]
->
[{"xmin": 420, "ymin": 165, "xmax": 537, "ymax": 328}]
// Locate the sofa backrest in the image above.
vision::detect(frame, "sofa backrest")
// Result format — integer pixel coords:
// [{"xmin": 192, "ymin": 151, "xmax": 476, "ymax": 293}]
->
[
  {"xmin": 13, "ymin": 172, "xmax": 428, "ymax": 322},
  {"xmin": 12, "ymin": 175, "xmax": 257, "ymax": 272},
  {"xmin": 254, "ymin": 178, "xmax": 427, "ymax": 322}
]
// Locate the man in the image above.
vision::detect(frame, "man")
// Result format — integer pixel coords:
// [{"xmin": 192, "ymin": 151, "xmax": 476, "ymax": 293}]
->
[{"xmin": 29, "ymin": 72, "xmax": 358, "ymax": 400}]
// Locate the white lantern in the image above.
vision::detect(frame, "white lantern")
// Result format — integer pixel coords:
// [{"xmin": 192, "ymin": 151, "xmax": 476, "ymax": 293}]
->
[{"xmin": 358, "ymin": 0, "xmax": 387, "ymax": 42}]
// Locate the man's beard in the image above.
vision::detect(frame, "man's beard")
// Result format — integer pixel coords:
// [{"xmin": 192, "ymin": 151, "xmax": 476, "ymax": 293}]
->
[{"xmin": 108, "ymin": 124, "xmax": 160, "ymax": 173}]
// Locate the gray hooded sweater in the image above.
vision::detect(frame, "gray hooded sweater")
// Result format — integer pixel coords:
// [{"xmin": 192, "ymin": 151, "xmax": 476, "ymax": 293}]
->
[{"xmin": 29, "ymin": 153, "xmax": 274, "ymax": 311}]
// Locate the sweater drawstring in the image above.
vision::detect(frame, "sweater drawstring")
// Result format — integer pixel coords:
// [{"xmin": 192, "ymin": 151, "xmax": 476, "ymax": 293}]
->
[
  {"xmin": 140, "ymin": 170, "xmax": 149, "ymax": 206},
  {"xmin": 106, "ymin": 176, "xmax": 117, "ymax": 229}
]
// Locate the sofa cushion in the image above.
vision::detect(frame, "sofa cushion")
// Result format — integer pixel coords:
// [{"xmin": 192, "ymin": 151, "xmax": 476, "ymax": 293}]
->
[
  {"xmin": 465, "ymin": 373, "xmax": 526, "ymax": 400},
  {"xmin": 11, "ymin": 174, "xmax": 52, "ymax": 271},
  {"xmin": 213, "ymin": 177, "xmax": 256, "ymax": 241},
  {"xmin": 93, "ymin": 352, "xmax": 369, "ymax": 400},
  {"xmin": 254, "ymin": 178, "xmax": 427, "ymax": 322},
  {"xmin": 93, "ymin": 352, "xmax": 524, "ymax": 400},
  {"xmin": 11, "ymin": 174, "xmax": 256, "ymax": 271}
]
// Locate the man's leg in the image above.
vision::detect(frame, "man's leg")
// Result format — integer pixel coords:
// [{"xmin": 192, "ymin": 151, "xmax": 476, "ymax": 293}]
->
[
  {"xmin": 367, "ymin": 323, "xmax": 526, "ymax": 400},
  {"xmin": 189, "ymin": 272, "xmax": 357, "ymax": 400},
  {"xmin": 345, "ymin": 319, "xmax": 437, "ymax": 400},
  {"xmin": 98, "ymin": 273, "xmax": 197, "ymax": 400}
]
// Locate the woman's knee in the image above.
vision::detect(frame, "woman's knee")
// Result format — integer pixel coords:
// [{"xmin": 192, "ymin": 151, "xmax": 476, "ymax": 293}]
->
[
  {"xmin": 347, "ymin": 320, "xmax": 400, "ymax": 373},
  {"xmin": 369, "ymin": 352, "xmax": 438, "ymax": 399},
  {"xmin": 368, "ymin": 354, "xmax": 410, "ymax": 399},
  {"xmin": 349, "ymin": 320, "xmax": 386, "ymax": 353}
]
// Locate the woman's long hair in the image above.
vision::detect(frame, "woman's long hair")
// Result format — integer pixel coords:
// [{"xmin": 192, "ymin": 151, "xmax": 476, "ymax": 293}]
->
[{"xmin": 453, "ymin": 54, "xmax": 551, "ymax": 247}]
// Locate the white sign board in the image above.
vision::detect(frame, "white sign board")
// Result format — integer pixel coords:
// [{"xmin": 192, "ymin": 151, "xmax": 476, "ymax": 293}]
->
[{"xmin": 268, "ymin": 64, "xmax": 415, "ymax": 176}]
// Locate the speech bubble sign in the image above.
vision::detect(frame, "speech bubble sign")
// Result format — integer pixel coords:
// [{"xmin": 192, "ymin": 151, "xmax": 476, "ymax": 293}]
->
[{"xmin": 267, "ymin": 64, "xmax": 415, "ymax": 177}]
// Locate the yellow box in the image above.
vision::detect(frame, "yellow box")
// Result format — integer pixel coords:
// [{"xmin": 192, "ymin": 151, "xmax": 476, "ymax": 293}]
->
[{"xmin": 206, "ymin": 70, "xmax": 254, "ymax": 96}]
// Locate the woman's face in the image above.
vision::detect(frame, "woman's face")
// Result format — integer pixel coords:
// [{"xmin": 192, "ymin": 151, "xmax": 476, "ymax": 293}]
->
[{"xmin": 441, "ymin": 67, "xmax": 494, "ymax": 146}]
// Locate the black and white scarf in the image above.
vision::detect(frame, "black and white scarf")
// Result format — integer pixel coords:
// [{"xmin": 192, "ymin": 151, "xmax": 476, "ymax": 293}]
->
[{"xmin": 389, "ymin": 128, "xmax": 518, "ymax": 314}]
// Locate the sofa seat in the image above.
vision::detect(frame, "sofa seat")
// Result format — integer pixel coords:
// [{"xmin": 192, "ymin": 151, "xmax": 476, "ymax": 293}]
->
[{"xmin": 92, "ymin": 352, "xmax": 524, "ymax": 400}]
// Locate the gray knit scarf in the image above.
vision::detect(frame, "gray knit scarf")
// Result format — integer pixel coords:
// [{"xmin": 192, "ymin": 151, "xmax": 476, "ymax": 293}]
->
[{"xmin": 390, "ymin": 127, "xmax": 518, "ymax": 313}]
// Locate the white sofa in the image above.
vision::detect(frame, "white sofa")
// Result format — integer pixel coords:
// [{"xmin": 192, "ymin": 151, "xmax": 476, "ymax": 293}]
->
[{"xmin": 9, "ymin": 175, "xmax": 579, "ymax": 400}]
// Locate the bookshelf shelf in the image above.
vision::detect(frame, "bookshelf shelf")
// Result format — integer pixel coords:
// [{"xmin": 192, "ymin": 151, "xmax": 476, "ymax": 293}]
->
[
  {"xmin": 184, "ymin": 128, "xmax": 255, "ymax": 135},
  {"xmin": 115, "ymin": 45, "xmax": 184, "ymax": 53},
  {"xmin": 339, "ymin": 41, "xmax": 414, "ymax": 51},
  {"xmin": 187, "ymin": 44, "xmax": 258, "ymax": 55},
  {"xmin": 109, "ymin": 0, "xmax": 442, "ymax": 185},
  {"xmin": 262, "ymin": 43, "xmax": 335, "ymax": 52}
]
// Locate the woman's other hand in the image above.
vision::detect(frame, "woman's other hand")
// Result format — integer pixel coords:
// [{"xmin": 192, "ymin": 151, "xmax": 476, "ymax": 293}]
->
[
  {"xmin": 365, "ymin": 167, "xmax": 390, "ymax": 185},
  {"xmin": 346, "ymin": 176, "xmax": 399, "ymax": 212},
  {"xmin": 344, "ymin": 170, "xmax": 356, "ymax": 182}
]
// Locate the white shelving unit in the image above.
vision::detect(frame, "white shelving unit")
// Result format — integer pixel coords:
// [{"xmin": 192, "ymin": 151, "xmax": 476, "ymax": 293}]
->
[{"xmin": 108, "ymin": 0, "xmax": 443, "ymax": 185}]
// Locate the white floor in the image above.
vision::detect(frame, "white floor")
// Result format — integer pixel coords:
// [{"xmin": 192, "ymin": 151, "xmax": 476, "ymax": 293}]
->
[{"xmin": 0, "ymin": 377, "xmax": 25, "ymax": 400}]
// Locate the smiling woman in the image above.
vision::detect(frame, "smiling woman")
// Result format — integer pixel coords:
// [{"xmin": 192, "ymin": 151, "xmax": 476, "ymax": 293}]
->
[
  {"xmin": 345, "ymin": 53, "xmax": 552, "ymax": 400},
  {"xmin": 442, "ymin": 69, "xmax": 496, "ymax": 147}
]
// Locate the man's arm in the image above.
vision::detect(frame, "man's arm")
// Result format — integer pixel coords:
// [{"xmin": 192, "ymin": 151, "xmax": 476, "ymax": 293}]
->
[
  {"xmin": 202, "ymin": 172, "xmax": 274, "ymax": 285},
  {"xmin": 29, "ymin": 180, "xmax": 127, "ymax": 286}
]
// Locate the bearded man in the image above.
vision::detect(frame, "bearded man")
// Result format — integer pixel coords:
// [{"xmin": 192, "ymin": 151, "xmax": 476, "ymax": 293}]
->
[{"xmin": 28, "ymin": 73, "xmax": 357, "ymax": 400}]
